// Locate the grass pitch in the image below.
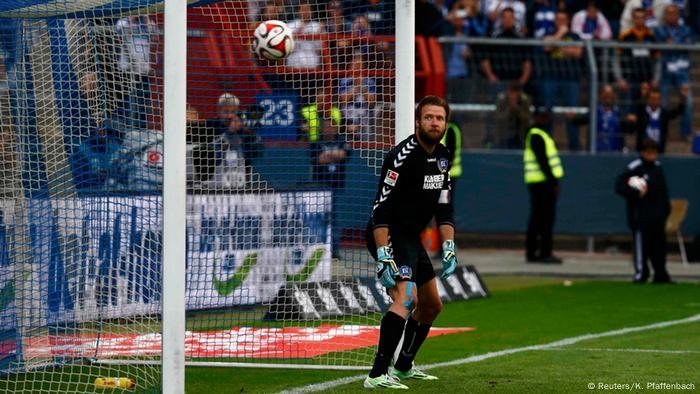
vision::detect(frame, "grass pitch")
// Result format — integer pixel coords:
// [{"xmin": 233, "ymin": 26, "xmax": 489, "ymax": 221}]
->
[{"xmin": 186, "ymin": 276, "xmax": 700, "ymax": 393}]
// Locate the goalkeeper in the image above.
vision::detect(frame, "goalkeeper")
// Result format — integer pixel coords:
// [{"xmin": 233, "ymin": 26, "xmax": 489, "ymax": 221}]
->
[{"xmin": 364, "ymin": 96, "xmax": 457, "ymax": 389}]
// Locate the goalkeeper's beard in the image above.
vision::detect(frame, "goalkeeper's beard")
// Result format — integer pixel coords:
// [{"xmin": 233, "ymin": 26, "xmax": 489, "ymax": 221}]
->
[{"xmin": 417, "ymin": 124, "xmax": 446, "ymax": 147}]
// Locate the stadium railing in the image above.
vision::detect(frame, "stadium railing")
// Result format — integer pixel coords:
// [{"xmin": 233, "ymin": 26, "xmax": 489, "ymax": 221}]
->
[{"xmin": 436, "ymin": 37, "xmax": 700, "ymax": 155}]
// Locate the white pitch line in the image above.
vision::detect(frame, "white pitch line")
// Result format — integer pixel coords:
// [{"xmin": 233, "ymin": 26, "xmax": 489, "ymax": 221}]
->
[
  {"xmin": 277, "ymin": 313, "xmax": 700, "ymax": 394},
  {"xmin": 544, "ymin": 347, "xmax": 700, "ymax": 355}
]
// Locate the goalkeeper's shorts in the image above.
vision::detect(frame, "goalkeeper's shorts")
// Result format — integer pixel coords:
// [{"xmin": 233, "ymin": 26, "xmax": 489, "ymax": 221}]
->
[{"xmin": 365, "ymin": 222, "xmax": 436, "ymax": 287}]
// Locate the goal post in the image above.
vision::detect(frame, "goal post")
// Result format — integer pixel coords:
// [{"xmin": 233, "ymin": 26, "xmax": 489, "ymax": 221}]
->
[
  {"xmin": 0, "ymin": 0, "xmax": 406, "ymax": 391},
  {"xmin": 161, "ymin": 0, "xmax": 186, "ymax": 392}
]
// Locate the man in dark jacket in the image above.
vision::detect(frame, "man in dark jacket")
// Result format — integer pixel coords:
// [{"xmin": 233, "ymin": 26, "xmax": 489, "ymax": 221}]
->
[
  {"xmin": 615, "ymin": 138, "xmax": 672, "ymax": 283},
  {"xmin": 627, "ymin": 87, "xmax": 685, "ymax": 154}
]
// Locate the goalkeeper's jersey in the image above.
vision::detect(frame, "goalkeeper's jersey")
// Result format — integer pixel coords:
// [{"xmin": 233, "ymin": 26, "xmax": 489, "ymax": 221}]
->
[{"xmin": 369, "ymin": 134, "xmax": 454, "ymax": 236}]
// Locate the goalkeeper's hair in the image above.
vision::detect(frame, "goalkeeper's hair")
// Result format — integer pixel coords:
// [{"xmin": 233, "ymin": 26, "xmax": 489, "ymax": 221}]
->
[{"xmin": 415, "ymin": 95, "xmax": 450, "ymax": 121}]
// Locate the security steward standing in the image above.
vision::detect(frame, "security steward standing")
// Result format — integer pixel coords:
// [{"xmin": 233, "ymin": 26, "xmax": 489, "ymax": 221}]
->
[
  {"xmin": 615, "ymin": 138, "xmax": 672, "ymax": 283},
  {"xmin": 524, "ymin": 107, "xmax": 564, "ymax": 263}
]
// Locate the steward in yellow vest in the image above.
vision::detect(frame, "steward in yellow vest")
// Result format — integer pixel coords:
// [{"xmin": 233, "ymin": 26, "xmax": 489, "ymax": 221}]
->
[
  {"xmin": 524, "ymin": 108, "xmax": 564, "ymax": 264},
  {"xmin": 440, "ymin": 121, "xmax": 462, "ymax": 180},
  {"xmin": 301, "ymin": 105, "xmax": 341, "ymax": 142},
  {"xmin": 523, "ymin": 127, "xmax": 564, "ymax": 184}
]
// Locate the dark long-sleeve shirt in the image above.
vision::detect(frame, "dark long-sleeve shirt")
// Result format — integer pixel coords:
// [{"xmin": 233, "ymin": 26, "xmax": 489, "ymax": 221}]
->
[
  {"xmin": 631, "ymin": 103, "xmax": 684, "ymax": 154},
  {"xmin": 369, "ymin": 135, "xmax": 454, "ymax": 236},
  {"xmin": 615, "ymin": 158, "xmax": 671, "ymax": 230}
]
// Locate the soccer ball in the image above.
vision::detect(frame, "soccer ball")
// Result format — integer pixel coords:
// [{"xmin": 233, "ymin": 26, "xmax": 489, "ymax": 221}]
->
[
  {"xmin": 627, "ymin": 175, "xmax": 647, "ymax": 192},
  {"xmin": 253, "ymin": 20, "xmax": 295, "ymax": 61}
]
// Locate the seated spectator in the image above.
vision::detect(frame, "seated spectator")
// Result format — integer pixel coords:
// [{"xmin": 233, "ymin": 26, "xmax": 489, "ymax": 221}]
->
[
  {"xmin": 541, "ymin": 10, "xmax": 584, "ymax": 151},
  {"xmin": 72, "ymin": 121, "xmax": 123, "ymax": 192},
  {"xmin": 310, "ymin": 116, "xmax": 349, "ymax": 258},
  {"xmin": 620, "ymin": 0, "xmax": 670, "ymax": 32},
  {"xmin": 627, "ymin": 87, "xmax": 686, "ymax": 153},
  {"xmin": 479, "ymin": 7, "xmax": 532, "ymax": 93},
  {"xmin": 571, "ymin": 1, "xmax": 613, "ymax": 40},
  {"xmin": 338, "ymin": 52, "xmax": 377, "ymax": 141},
  {"xmin": 192, "ymin": 93, "xmax": 262, "ymax": 187},
  {"xmin": 115, "ymin": 15, "xmax": 157, "ymax": 128},
  {"xmin": 614, "ymin": 7, "xmax": 660, "ymax": 113},
  {"xmin": 445, "ymin": 0, "xmax": 490, "ymax": 86},
  {"xmin": 569, "ymin": 85, "xmax": 630, "ymax": 152},
  {"xmin": 493, "ymin": 82, "xmax": 531, "ymax": 148},
  {"xmin": 286, "ymin": 1, "xmax": 324, "ymax": 69},
  {"xmin": 478, "ymin": 7, "xmax": 531, "ymax": 149},
  {"xmin": 655, "ymin": 4, "xmax": 694, "ymax": 138},
  {"xmin": 485, "ymin": 0, "xmax": 527, "ymax": 35}
]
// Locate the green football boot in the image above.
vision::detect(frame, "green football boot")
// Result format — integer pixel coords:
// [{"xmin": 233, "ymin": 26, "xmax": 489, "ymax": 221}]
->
[
  {"xmin": 363, "ymin": 374, "xmax": 409, "ymax": 389},
  {"xmin": 390, "ymin": 366, "xmax": 439, "ymax": 381}
]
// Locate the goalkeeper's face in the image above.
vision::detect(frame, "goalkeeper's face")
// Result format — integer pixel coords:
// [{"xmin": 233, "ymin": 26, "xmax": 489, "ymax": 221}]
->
[{"xmin": 416, "ymin": 105, "xmax": 447, "ymax": 146}]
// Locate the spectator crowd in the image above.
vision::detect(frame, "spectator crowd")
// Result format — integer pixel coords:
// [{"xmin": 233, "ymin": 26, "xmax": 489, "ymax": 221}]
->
[
  {"xmin": 4, "ymin": 0, "xmax": 698, "ymax": 197},
  {"xmin": 430, "ymin": 0, "xmax": 698, "ymax": 152}
]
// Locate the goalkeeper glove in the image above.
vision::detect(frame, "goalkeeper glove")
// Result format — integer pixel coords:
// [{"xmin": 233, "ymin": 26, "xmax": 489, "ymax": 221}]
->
[
  {"xmin": 376, "ymin": 246, "xmax": 398, "ymax": 288},
  {"xmin": 440, "ymin": 240, "xmax": 457, "ymax": 279}
]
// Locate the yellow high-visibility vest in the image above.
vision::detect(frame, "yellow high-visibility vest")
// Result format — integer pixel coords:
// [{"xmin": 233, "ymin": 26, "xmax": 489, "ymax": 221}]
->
[
  {"xmin": 523, "ymin": 127, "xmax": 564, "ymax": 184},
  {"xmin": 301, "ymin": 105, "xmax": 341, "ymax": 142},
  {"xmin": 440, "ymin": 121, "xmax": 462, "ymax": 178}
]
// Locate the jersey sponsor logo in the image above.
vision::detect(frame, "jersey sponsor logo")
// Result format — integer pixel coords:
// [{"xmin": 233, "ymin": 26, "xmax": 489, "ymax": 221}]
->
[
  {"xmin": 384, "ymin": 170, "xmax": 399, "ymax": 186},
  {"xmin": 423, "ymin": 174, "xmax": 444, "ymax": 190},
  {"xmin": 398, "ymin": 265, "xmax": 413, "ymax": 280},
  {"xmin": 438, "ymin": 158, "xmax": 449, "ymax": 173},
  {"xmin": 427, "ymin": 158, "xmax": 436, "ymax": 163}
]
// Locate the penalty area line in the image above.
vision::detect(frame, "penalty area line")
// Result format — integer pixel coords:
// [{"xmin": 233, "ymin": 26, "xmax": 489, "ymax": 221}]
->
[{"xmin": 277, "ymin": 313, "xmax": 700, "ymax": 394}]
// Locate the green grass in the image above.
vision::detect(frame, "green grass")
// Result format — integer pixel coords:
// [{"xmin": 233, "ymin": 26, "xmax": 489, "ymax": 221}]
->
[
  {"xmin": 3, "ymin": 277, "xmax": 698, "ymax": 393},
  {"xmin": 185, "ymin": 276, "xmax": 700, "ymax": 393}
]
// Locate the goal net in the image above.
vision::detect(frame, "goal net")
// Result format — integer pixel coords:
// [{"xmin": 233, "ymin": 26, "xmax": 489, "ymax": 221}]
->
[{"xmin": 0, "ymin": 0, "xmax": 395, "ymax": 389}]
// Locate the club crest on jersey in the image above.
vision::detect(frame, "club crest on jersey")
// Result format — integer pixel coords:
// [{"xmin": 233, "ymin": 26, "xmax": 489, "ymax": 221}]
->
[
  {"xmin": 384, "ymin": 169, "xmax": 399, "ymax": 186},
  {"xmin": 423, "ymin": 174, "xmax": 444, "ymax": 189},
  {"xmin": 398, "ymin": 265, "xmax": 412, "ymax": 280},
  {"xmin": 438, "ymin": 158, "xmax": 449, "ymax": 173}
]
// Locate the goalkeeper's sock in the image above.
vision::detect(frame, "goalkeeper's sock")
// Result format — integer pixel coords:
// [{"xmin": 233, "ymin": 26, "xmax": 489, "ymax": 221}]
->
[
  {"xmin": 393, "ymin": 315, "xmax": 431, "ymax": 372},
  {"xmin": 369, "ymin": 311, "xmax": 406, "ymax": 378}
]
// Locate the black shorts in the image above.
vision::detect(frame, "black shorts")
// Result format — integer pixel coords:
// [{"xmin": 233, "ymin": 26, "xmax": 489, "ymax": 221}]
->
[{"xmin": 365, "ymin": 222, "xmax": 436, "ymax": 287}]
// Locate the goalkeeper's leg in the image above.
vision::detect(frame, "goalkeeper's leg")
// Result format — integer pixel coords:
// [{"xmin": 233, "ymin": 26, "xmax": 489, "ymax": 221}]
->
[
  {"xmin": 392, "ymin": 278, "xmax": 442, "ymax": 379},
  {"xmin": 365, "ymin": 282, "xmax": 415, "ymax": 389}
]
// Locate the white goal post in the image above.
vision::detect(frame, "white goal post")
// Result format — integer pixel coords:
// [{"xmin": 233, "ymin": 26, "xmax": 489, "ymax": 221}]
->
[{"xmin": 0, "ymin": 0, "xmax": 415, "ymax": 392}]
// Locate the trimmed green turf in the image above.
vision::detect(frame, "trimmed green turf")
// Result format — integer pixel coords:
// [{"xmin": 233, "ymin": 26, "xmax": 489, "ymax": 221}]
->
[
  {"xmin": 3, "ymin": 277, "xmax": 698, "ymax": 393},
  {"xmin": 185, "ymin": 276, "xmax": 700, "ymax": 393}
]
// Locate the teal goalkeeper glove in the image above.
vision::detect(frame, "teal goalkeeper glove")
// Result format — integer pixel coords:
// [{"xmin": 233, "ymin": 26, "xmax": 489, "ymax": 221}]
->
[
  {"xmin": 440, "ymin": 240, "xmax": 457, "ymax": 279},
  {"xmin": 376, "ymin": 246, "xmax": 398, "ymax": 288}
]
